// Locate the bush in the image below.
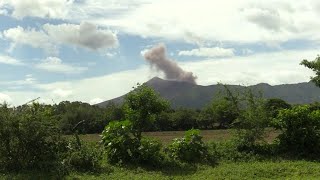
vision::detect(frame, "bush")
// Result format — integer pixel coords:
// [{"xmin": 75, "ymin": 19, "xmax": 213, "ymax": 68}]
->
[
  {"xmin": 101, "ymin": 120, "xmax": 139, "ymax": 164},
  {"xmin": 273, "ymin": 105, "xmax": 320, "ymax": 157},
  {"xmin": 102, "ymin": 120, "xmax": 164, "ymax": 166},
  {"xmin": 226, "ymin": 87, "xmax": 269, "ymax": 151},
  {"xmin": 165, "ymin": 129, "xmax": 209, "ymax": 163},
  {"xmin": 207, "ymin": 141, "xmax": 256, "ymax": 162},
  {"xmin": 138, "ymin": 137, "xmax": 163, "ymax": 166},
  {"xmin": 63, "ymin": 140, "xmax": 102, "ymax": 172},
  {"xmin": 0, "ymin": 103, "xmax": 67, "ymax": 172}
]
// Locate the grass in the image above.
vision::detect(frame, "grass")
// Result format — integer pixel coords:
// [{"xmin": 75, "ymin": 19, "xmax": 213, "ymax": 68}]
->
[
  {"xmin": 4, "ymin": 160, "xmax": 320, "ymax": 179},
  {"xmin": 70, "ymin": 128, "xmax": 280, "ymax": 145}
]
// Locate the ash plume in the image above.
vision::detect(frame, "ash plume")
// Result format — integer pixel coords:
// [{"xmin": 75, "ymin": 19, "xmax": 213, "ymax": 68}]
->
[{"xmin": 143, "ymin": 44, "xmax": 197, "ymax": 84}]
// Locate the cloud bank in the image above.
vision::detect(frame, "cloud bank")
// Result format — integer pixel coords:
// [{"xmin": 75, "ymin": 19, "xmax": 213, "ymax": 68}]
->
[{"xmin": 3, "ymin": 22, "xmax": 118, "ymax": 54}]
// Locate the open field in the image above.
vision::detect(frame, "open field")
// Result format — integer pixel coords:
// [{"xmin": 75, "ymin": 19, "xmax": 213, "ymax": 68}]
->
[{"xmin": 72, "ymin": 128, "xmax": 280, "ymax": 145}]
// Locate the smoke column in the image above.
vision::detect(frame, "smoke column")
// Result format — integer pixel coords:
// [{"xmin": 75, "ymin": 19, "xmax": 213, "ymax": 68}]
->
[{"xmin": 143, "ymin": 44, "xmax": 197, "ymax": 84}]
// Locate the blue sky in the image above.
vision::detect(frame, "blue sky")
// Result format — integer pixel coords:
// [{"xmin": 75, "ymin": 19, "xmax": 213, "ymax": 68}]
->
[{"xmin": 0, "ymin": 0, "xmax": 319, "ymax": 105}]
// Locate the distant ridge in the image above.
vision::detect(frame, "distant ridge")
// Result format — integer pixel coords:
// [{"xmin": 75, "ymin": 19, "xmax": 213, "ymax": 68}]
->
[{"xmin": 96, "ymin": 77, "xmax": 320, "ymax": 109}]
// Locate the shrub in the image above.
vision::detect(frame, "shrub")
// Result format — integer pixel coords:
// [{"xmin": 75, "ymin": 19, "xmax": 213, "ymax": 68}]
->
[
  {"xmin": 63, "ymin": 140, "xmax": 102, "ymax": 172},
  {"xmin": 102, "ymin": 120, "xmax": 164, "ymax": 166},
  {"xmin": 226, "ymin": 87, "xmax": 269, "ymax": 151},
  {"xmin": 101, "ymin": 120, "xmax": 139, "ymax": 164},
  {"xmin": 0, "ymin": 103, "xmax": 67, "ymax": 172},
  {"xmin": 165, "ymin": 129, "xmax": 209, "ymax": 163},
  {"xmin": 138, "ymin": 137, "xmax": 163, "ymax": 166},
  {"xmin": 273, "ymin": 105, "xmax": 320, "ymax": 157}
]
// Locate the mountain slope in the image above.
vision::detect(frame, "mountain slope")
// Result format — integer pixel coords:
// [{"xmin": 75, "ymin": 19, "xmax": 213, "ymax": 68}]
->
[{"xmin": 97, "ymin": 77, "xmax": 320, "ymax": 109}]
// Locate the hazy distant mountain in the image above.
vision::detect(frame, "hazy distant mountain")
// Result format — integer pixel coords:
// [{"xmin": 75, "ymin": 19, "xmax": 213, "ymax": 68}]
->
[{"xmin": 97, "ymin": 77, "xmax": 320, "ymax": 109}]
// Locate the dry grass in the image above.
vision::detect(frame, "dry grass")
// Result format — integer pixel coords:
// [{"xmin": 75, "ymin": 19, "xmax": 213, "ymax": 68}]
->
[{"xmin": 71, "ymin": 129, "xmax": 280, "ymax": 145}]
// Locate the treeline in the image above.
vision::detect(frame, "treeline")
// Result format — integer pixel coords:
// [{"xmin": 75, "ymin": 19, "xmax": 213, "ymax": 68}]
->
[{"xmin": 9, "ymin": 91, "xmax": 298, "ymax": 135}]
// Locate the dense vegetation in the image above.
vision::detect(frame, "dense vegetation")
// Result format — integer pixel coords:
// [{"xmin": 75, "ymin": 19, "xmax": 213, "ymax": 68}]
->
[{"xmin": 1, "ymin": 57, "xmax": 320, "ymax": 178}]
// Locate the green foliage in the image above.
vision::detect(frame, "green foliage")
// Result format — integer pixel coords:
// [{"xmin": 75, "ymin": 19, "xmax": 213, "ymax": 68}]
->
[
  {"xmin": 170, "ymin": 108, "xmax": 199, "ymax": 130},
  {"xmin": 103, "ymin": 103, "xmax": 125, "ymax": 123},
  {"xmin": 101, "ymin": 120, "xmax": 139, "ymax": 164},
  {"xmin": 207, "ymin": 141, "xmax": 257, "ymax": 162},
  {"xmin": 166, "ymin": 129, "xmax": 209, "ymax": 163},
  {"xmin": 200, "ymin": 97, "xmax": 239, "ymax": 129},
  {"xmin": 264, "ymin": 98, "xmax": 291, "ymax": 119},
  {"xmin": 138, "ymin": 137, "xmax": 163, "ymax": 166},
  {"xmin": 0, "ymin": 103, "xmax": 67, "ymax": 172},
  {"xmin": 102, "ymin": 85, "xmax": 169, "ymax": 165},
  {"xmin": 101, "ymin": 120, "xmax": 163, "ymax": 165},
  {"xmin": 63, "ymin": 141, "xmax": 102, "ymax": 172},
  {"xmin": 300, "ymin": 55, "xmax": 320, "ymax": 87},
  {"xmin": 226, "ymin": 87, "xmax": 269, "ymax": 150},
  {"xmin": 154, "ymin": 111, "xmax": 175, "ymax": 131},
  {"xmin": 54, "ymin": 101, "xmax": 106, "ymax": 134},
  {"xmin": 273, "ymin": 105, "xmax": 320, "ymax": 156},
  {"xmin": 124, "ymin": 83, "xmax": 170, "ymax": 139}
]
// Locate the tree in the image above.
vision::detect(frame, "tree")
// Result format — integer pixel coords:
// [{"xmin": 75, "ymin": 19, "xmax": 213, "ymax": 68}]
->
[
  {"xmin": 201, "ymin": 97, "xmax": 239, "ymax": 129},
  {"xmin": 300, "ymin": 55, "xmax": 320, "ymax": 87},
  {"xmin": 54, "ymin": 101, "xmax": 106, "ymax": 134},
  {"xmin": 171, "ymin": 108, "xmax": 199, "ymax": 130},
  {"xmin": 124, "ymin": 83, "xmax": 170, "ymax": 140},
  {"xmin": 264, "ymin": 98, "xmax": 291, "ymax": 119}
]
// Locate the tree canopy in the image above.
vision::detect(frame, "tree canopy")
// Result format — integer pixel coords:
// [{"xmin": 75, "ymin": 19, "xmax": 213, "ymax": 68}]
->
[{"xmin": 301, "ymin": 55, "xmax": 320, "ymax": 87}]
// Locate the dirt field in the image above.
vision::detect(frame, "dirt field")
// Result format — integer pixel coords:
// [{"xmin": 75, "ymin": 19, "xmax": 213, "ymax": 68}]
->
[{"xmin": 73, "ymin": 129, "xmax": 280, "ymax": 145}]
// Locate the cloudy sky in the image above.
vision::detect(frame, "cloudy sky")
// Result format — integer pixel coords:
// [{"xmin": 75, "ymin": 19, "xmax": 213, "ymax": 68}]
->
[{"xmin": 0, "ymin": 0, "xmax": 319, "ymax": 105}]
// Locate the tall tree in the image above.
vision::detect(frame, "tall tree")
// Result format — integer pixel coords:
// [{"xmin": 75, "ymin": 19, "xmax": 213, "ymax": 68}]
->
[{"xmin": 124, "ymin": 83, "xmax": 170, "ymax": 140}]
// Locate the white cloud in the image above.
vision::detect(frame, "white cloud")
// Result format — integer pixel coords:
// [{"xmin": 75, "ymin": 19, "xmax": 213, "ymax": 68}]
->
[
  {"xmin": 25, "ymin": 74, "xmax": 36, "ymax": 84},
  {"xmin": 3, "ymin": 26, "xmax": 57, "ymax": 55},
  {"xmin": 0, "ymin": 74, "xmax": 37, "ymax": 89},
  {"xmin": 0, "ymin": 55, "xmax": 24, "ymax": 65},
  {"xmin": 3, "ymin": 22, "xmax": 118, "ymax": 54},
  {"xmin": 181, "ymin": 49, "xmax": 317, "ymax": 86},
  {"xmin": 242, "ymin": 49, "xmax": 254, "ymax": 55},
  {"xmin": 0, "ymin": 93, "xmax": 12, "ymax": 103},
  {"xmin": 0, "ymin": 9, "xmax": 7, "ymax": 16},
  {"xmin": 91, "ymin": 0, "xmax": 320, "ymax": 45},
  {"xmin": 35, "ymin": 57, "xmax": 88, "ymax": 74},
  {"xmin": 89, "ymin": 98, "xmax": 104, "ymax": 105},
  {"xmin": 52, "ymin": 88, "xmax": 73, "ymax": 98},
  {"xmin": 4, "ymin": 0, "xmax": 320, "ymax": 46},
  {"xmin": 105, "ymin": 52, "xmax": 117, "ymax": 58},
  {"xmin": 43, "ymin": 22, "xmax": 118, "ymax": 51},
  {"xmin": 2, "ymin": 66, "xmax": 157, "ymax": 106},
  {"xmin": 178, "ymin": 47, "xmax": 234, "ymax": 58},
  {"xmin": 1, "ymin": 0, "xmax": 73, "ymax": 19}
]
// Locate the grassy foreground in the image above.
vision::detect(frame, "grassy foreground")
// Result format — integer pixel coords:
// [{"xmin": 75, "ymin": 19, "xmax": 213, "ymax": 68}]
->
[
  {"xmin": 68, "ymin": 161, "xmax": 320, "ymax": 180},
  {"xmin": 3, "ymin": 160, "xmax": 320, "ymax": 179},
  {"xmin": 3, "ymin": 129, "xmax": 316, "ymax": 179}
]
